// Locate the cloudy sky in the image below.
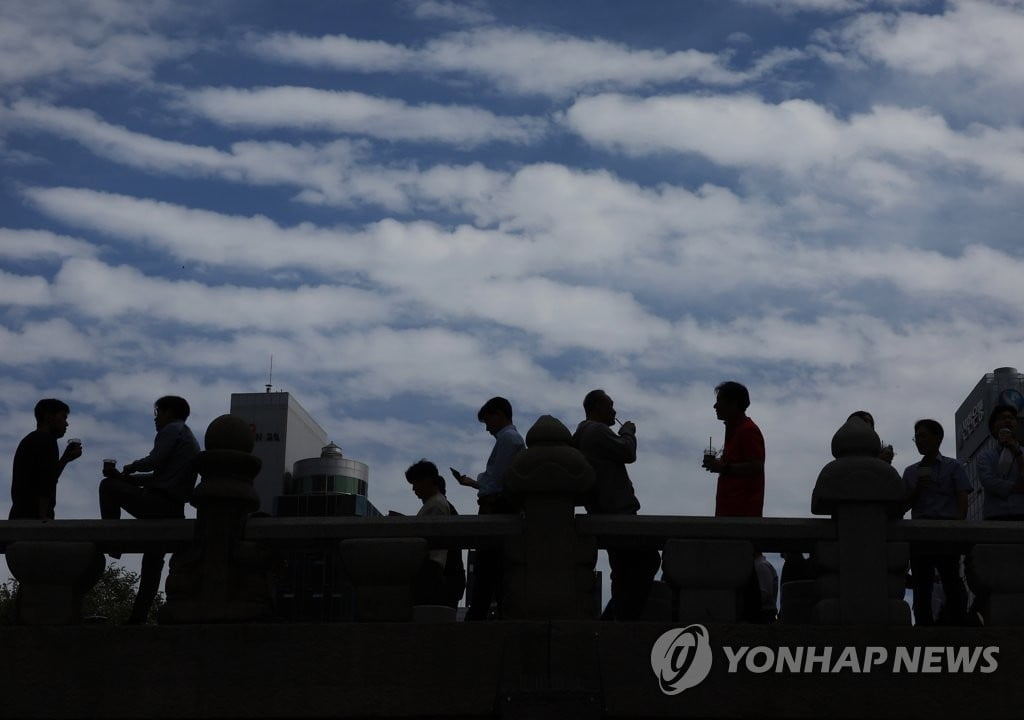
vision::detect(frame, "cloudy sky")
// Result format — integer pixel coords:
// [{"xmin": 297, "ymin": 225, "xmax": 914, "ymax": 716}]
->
[{"xmin": 2, "ymin": 0, "xmax": 1023, "ymax": 583}]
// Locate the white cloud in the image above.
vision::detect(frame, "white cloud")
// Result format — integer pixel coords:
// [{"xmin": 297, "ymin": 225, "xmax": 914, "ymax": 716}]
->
[
  {"xmin": 0, "ymin": 0, "xmax": 194, "ymax": 87},
  {"xmin": 737, "ymin": 0, "xmax": 926, "ymax": 13},
  {"xmin": 50, "ymin": 258, "xmax": 393, "ymax": 331},
  {"xmin": 0, "ymin": 227, "xmax": 98, "ymax": 261},
  {"xmin": 250, "ymin": 27, "xmax": 805, "ymax": 98},
  {"xmin": 0, "ymin": 319, "xmax": 97, "ymax": 365},
  {"xmin": 564, "ymin": 93, "xmax": 1024, "ymax": 185},
  {"xmin": 832, "ymin": 0, "xmax": 1024, "ymax": 84},
  {"xmin": 3, "ymin": 100, "xmax": 513, "ymax": 213},
  {"xmin": 178, "ymin": 86, "xmax": 546, "ymax": 147},
  {"xmin": 407, "ymin": 0, "xmax": 495, "ymax": 25},
  {"xmin": 0, "ymin": 270, "xmax": 52, "ymax": 307}
]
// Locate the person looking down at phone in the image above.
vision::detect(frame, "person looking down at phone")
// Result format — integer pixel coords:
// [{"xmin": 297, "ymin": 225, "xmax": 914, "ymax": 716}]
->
[{"xmin": 452, "ymin": 396, "xmax": 524, "ymax": 620}]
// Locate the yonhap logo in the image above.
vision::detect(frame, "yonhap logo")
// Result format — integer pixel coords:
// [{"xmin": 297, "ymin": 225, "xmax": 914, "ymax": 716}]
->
[{"xmin": 650, "ymin": 624, "xmax": 713, "ymax": 695}]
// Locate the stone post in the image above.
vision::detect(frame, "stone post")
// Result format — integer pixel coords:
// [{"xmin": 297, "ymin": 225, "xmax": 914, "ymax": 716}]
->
[
  {"xmin": 969, "ymin": 544, "xmax": 1024, "ymax": 625},
  {"xmin": 661, "ymin": 539, "xmax": 753, "ymax": 622},
  {"xmin": 811, "ymin": 417, "xmax": 910, "ymax": 625},
  {"xmin": 6, "ymin": 541, "xmax": 104, "ymax": 625},
  {"xmin": 163, "ymin": 414, "xmax": 273, "ymax": 623},
  {"xmin": 502, "ymin": 415, "xmax": 596, "ymax": 620},
  {"xmin": 339, "ymin": 538, "xmax": 427, "ymax": 621}
]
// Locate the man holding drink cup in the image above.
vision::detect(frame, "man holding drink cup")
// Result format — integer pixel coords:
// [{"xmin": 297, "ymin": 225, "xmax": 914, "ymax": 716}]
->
[
  {"xmin": 99, "ymin": 395, "xmax": 200, "ymax": 624},
  {"xmin": 976, "ymin": 404, "xmax": 1024, "ymax": 520},
  {"xmin": 9, "ymin": 398, "xmax": 82, "ymax": 520},
  {"xmin": 702, "ymin": 381, "xmax": 765, "ymax": 518}
]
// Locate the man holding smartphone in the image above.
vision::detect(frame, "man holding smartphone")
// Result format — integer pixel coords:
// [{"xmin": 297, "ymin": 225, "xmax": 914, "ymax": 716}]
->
[{"xmin": 453, "ymin": 396, "xmax": 525, "ymax": 620}]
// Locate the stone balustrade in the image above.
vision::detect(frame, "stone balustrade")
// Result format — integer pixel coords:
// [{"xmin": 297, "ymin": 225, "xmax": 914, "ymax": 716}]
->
[{"xmin": 3, "ymin": 415, "xmax": 1024, "ymax": 628}]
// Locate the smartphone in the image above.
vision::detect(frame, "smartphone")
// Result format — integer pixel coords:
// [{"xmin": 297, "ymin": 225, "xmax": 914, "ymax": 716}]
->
[{"xmin": 449, "ymin": 467, "xmax": 462, "ymax": 481}]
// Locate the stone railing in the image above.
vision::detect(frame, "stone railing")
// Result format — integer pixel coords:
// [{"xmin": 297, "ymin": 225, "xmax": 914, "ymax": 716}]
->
[{"xmin": 3, "ymin": 414, "xmax": 1024, "ymax": 627}]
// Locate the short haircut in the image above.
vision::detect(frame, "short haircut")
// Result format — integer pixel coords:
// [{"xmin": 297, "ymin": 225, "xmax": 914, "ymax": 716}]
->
[
  {"xmin": 477, "ymin": 396, "xmax": 513, "ymax": 422},
  {"xmin": 34, "ymin": 398, "xmax": 70, "ymax": 423},
  {"xmin": 914, "ymin": 418, "xmax": 944, "ymax": 442},
  {"xmin": 715, "ymin": 381, "xmax": 750, "ymax": 412},
  {"xmin": 988, "ymin": 404, "xmax": 1019, "ymax": 434},
  {"xmin": 848, "ymin": 410, "xmax": 874, "ymax": 428},
  {"xmin": 155, "ymin": 395, "xmax": 191, "ymax": 421},
  {"xmin": 583, "ymin": 389, "xmax": 608, "ymax": 414},
  {"xmin": 405, "ymin": 459, "xmax": 442, "ymax": 488}
]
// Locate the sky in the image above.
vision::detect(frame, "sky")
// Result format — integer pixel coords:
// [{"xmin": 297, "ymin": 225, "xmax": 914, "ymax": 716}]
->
[{"xmin": 1, "ymin": 0, "xmax": 1023, "ymax": 585}]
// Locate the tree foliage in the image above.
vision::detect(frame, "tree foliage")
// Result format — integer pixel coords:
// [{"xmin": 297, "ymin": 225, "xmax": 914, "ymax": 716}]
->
[{"xmin": 0, "ymin": 562, "xmax": 163, "ymax": 625}]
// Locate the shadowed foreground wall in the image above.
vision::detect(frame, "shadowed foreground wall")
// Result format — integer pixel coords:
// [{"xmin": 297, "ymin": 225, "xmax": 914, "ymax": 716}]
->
[{"xmin": 1, "ymin": 622, "xmax": 1020, "ymax": 719}]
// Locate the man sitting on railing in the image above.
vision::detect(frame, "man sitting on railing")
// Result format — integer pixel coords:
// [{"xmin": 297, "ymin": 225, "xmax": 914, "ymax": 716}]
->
[{"xmin": 99, "ymin": 395, "xmax": 200, "ymax": 624}]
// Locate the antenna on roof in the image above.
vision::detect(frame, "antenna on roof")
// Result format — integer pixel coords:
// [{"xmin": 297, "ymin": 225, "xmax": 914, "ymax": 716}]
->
[{"xmin": 265, "ymin": 355, "xmax": 274, "ymax": 393}]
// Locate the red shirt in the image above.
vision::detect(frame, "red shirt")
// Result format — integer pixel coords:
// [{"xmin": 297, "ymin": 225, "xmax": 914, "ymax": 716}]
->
[{"xmin": 715, "ymin": 416, "xmax": 765, "ymax": 517}]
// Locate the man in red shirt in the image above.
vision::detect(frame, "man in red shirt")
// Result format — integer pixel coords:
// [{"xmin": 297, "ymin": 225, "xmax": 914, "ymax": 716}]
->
[
  {"xmin": 702, "ymin": 381, "xmax": 767, "ymax": 622},
  {"xmin": 702, "ymin": 381, "xmax": 765, "ymax": 517}
]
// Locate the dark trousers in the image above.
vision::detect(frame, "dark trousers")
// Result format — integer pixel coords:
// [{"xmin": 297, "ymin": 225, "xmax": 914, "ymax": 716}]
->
[
  {"xmin": 466, "ymin": 494, "xmax": 510, "ymax": 621},
  {"xmin": 911, "ymin": 551, "xmax": 967, "ymax": 626},
  {"xmin": 99, "ymin": 477, "xmax": 183, "ymax": 624},
  {"xmin": 603, "ymin": 548, "xmax": 661, "ymax": 621}
]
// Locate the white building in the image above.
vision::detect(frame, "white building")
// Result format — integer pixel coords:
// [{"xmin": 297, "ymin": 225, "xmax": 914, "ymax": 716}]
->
[{"xmin": 228, "ymin": 391, "xmax": 328, "ymax": 515}]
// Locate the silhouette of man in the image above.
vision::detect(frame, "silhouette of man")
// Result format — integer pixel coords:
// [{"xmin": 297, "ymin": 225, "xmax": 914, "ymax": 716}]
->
[
  {"xmin": 574, "ymin": 389, "xmax": 660, "ymax": 620},
  {"xmin": 703, "ymin": 381, "xmax": 765, "ymax": 517},
  {"xmin": 454, "ymin": 396, "xmax": 524, "ymax": 620},
  {"xmin": 99, "ymin": 395, "xmax": 200, "ymax": 624},
  {"xmin": 406, "ymin": 459, "xmax": 465, "ymax": 608},
  {"xmin": 9, "ymin": 399, "xmax": 82, "ymax": 520},
  {"xmin": 902, "ymin": 418, "xmax": 970, "ymax": 626},
  {"xmin": 968, "ymin": 404, "xmax": 1024, "ymax": 622},
  {"xmin": 703, "ymin": 381, "xmax": 765, "ymax": 621},
  {"xmin": 977, "ymin": 404, "xmax": 1024, "ymax": 519}
]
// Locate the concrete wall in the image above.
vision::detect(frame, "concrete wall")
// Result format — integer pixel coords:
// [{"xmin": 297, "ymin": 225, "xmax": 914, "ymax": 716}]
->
[{"xmin": 0, "ymin": 622, "xmax": 1019, "ymax": 719}]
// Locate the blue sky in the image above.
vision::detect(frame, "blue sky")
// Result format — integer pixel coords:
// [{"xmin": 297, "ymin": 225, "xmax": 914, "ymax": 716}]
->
[{"xmin": 2, "ymin": 0, "xmax": 1024, "ymax": 579}]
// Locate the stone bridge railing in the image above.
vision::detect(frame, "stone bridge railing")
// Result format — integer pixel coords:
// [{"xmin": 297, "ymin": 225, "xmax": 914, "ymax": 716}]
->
[
  {"xmin": 2, "ymin": 412, "xmax": 1023, "ymax": 627},
  {"xmin": 3, "ymin": 511, "xmax": 1024, "ymax": 627}
]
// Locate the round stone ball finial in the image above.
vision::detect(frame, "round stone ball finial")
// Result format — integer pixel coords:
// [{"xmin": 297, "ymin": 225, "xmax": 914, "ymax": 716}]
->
[
  {"xmin": 524, "ymin": 415, "xmax": 573, "ymax": 447},
  {"xmin": 205, "ymin": 414, "xmax": 256, "ymax": 453},
  {"xmin": 831, "ymin": 417, "xmax": 882, "ymax": 459}
]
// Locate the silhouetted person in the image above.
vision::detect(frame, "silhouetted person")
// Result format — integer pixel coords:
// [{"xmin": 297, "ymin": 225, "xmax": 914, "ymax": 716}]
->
[
  {"xmin": 848, "ymin": 410, "xmax": 895, "ymax": 464},
  {"xmin": 574, "ymin": 389, "xmax": 660, "ymax": 620},
  {"xmin": 977, "ymin": 404, "xmax": 1024, "ymax": 519},
  {"xmin": 407, "ymin": 460, "xmax": 465, "ymax": 608},
  {"xmin": 454, "ymin": 397, "xmax": 524, "ymax": 620},
  {"xmin": 969, "ymin": 404, "xmax": 1024, "ymax": 622},
  {"xmin": 99, "ymin": 395, "xmax": 200, "ymax": 624},
  {"xmin": 902, "ymin": 418, "xmax": 970, "ymax": 626},
  {"xmin": 754, "ymin": 553, "xmax": 779, "ymax": 623},
  {"xmin": 10, "ymin": 399, "xmax": 81, "ymax": 520},
  {"xmin": 703, "ymin": 381, "xmax": 765, "ymax": 517},
  {"xmin": 703, "ymin": 381, "xmax": 765, "ymax": 621}
]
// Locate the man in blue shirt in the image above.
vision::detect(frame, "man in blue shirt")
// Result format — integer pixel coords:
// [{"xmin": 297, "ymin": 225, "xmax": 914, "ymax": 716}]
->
[
  {"xmin": 455, "ymin": 396, "xmax": 524, "ymax": 620},
  {"xmin": 902, "ymin": 418, "xmax": 971, "ymax": 626},
  {"xmin": 976, "ymin": 404, "xmax": 1024, "ymax": 519},
  {"xmin": 100, "ymin": 395, "xmax": 200, "ymax": 624}
]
